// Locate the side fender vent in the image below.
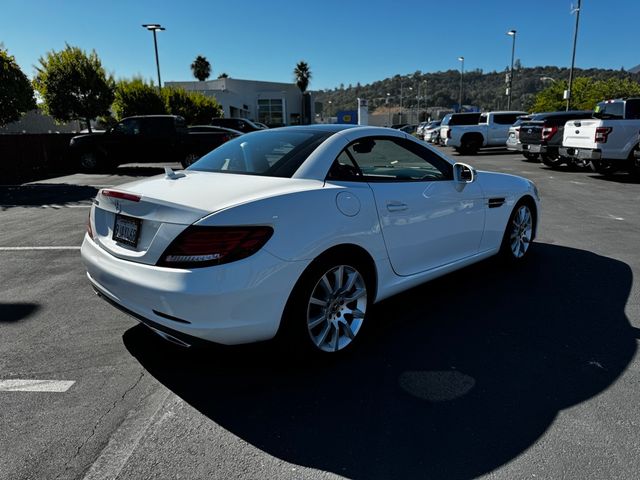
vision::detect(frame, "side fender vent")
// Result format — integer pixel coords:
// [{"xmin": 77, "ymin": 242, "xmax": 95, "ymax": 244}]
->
[{"xmin": 488, "ymin": 197, "xmax": 506, "ymax": 208}]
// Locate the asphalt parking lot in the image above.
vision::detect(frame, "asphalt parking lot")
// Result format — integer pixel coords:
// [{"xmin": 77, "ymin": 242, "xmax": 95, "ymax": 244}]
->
[{"xmin": 1, "ymin": 149, "xmax": 639, "ymax": 480}]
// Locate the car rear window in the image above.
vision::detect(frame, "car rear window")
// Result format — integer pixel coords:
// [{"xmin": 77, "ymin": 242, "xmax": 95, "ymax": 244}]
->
[
  {"xmin": 449, "ymin": 113, "xmax": 481, "ymax": 125},
  {"xmin": 594, "ymin": 101, "xmax": 624, "ymax": 120},
  {"xmin": 188, "ymin": 130, "xmax": 331, "ymax": 178}
]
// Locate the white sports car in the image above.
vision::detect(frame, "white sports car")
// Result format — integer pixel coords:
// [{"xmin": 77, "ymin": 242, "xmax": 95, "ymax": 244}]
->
[{"xmin": 82, "ymin": 125, "xmax": 540, "ymax": 354}]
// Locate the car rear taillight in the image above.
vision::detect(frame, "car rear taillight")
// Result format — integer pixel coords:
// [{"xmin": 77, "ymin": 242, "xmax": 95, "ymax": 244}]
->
[
  {"xmin": 86, "ymin": 212, "xmax": 94, "ymax": 239},
  {"xmin": 595, "ymin": 127, "xmax": 612, "ymax": 143},
  {"xmin": 158, "ymin": 226, "xmax": 274, "ymax": 268},
  {"xmin": 515, "ymin": 127, "xmax": 520, "ymax": 140},
  {"xmin": 542, "ymin": 125, "xmax": 558, "ymax": 141},
  {"xmin": 101, "ymin": 189, "xmax": 141, "ymax": 202}
]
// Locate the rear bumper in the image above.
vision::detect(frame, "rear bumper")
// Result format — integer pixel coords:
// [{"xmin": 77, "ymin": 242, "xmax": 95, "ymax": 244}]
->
[
  {"xmin": 559, "ymin": 147, "xmax": 601, "ymax": 160},
  {"xmin": 522, "ymin": 143, "xmax": 546, "ymax": 154},
  {"xmin": 81, "ymin": 234, "xmax": 308, "ymax": 345},
  {"xmin": 506, "ymin": 141, "xmax": 522, "ymax": 152}
]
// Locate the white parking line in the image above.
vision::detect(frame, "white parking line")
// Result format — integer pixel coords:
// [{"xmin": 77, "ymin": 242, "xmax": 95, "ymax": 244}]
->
[
  {"xmin": 0, "ymin": 379, "xmax": 75, "ymax": 392},
  {"xmin": 0, "ymin": 246, "xmax": 81, "ymax": 251}
]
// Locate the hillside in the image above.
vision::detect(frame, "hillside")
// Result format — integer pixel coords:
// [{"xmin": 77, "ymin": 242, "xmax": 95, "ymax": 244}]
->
[{"xmin": 314, "ymin": 66, "xmax": 640, "ymax": 116}]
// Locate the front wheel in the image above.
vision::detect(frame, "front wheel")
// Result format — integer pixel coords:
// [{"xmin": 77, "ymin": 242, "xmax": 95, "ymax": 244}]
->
[
  {"xmin": 500, "ymin": 202, "xmax": 535, "ymax": 261},
  {"xmin": 281, "ymin": 256, "xmax": 372, "ymax": 355},
  {"xmin": 78, "ymin": 151, "xmax": 102, "ymax": 172}
]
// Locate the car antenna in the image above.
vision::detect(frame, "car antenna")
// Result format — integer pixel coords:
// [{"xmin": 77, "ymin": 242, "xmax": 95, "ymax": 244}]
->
[{"xmin": 164, "ymin": 166, "xmax": 186, "ymax": 179}]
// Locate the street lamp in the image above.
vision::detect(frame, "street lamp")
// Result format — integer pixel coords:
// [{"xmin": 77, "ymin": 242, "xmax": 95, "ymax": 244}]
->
[
  {"xmin": 506, "ymin": 30, "xmax": 517, "ymax": 110},
  {"xmin": 386, "ymin": 93, "xmax": 391, "ymax": 126},
  {"xmin": 457, "ymin": 57, "xmax": 464, "ymax": 112},
  {"xmin": 327, "ymin": 100, "xmax": 332, "ymax": 124},
  {"xmin": 142, "ymin": 24, "xmax": 165, "ymax": 92},
  {"xmin": 566, "ymin": 0, "xmax": 582, "ymax": 110}
]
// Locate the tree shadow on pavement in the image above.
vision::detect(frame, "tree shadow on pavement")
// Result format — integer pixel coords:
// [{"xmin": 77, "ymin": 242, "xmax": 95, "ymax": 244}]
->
[
  {"xmin": 123, "ymin": 244, "xmax": 635, "ymax": 480},
  {"xmin": 0, "ymin": 303, "xmax": 40, "ymax": 323}
]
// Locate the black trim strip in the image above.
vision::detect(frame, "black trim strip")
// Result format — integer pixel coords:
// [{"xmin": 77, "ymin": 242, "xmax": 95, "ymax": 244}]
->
[
  {"xmin": 92, "ymin": 287, "xmax": 209, "ymax": 347},
  {"xmin": 152, "ymin": 309, "xmax": 191, "ymax": 324}
]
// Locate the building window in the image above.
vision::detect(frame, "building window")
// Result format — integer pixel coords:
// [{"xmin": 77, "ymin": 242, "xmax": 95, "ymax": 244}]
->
[{"xmin": 258, "ymin": 99, "xmax": 284, "ymax": 127}]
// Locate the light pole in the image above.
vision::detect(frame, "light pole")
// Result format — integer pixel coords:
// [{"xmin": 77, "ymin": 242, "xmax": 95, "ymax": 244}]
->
[
  {"xmin": 567, "ymin": 0, "xmax": 582, "ymax": 111},
  {"xmin": 458, "ymin": 57, "xmax": 464, "ymax": 112},
  {"xmin": 386, "ymin": 93, "xmax": 391, "ymax": 126},
  {"xmin": 142, "ymin": 24, "xmax": 165, "ymax": 92},
  {"xmin": 507, "ymin": 30, "xmax": 516, "ymax": 110},
  {"xmin": 327, "ymin": 100, "xmax": 332, "ymax": 124}
]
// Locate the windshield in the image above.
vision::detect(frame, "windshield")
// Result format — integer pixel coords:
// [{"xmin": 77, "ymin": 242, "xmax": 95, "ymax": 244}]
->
[{"xmin": 188, "ymin": 129, "xmax": 330, "ymax": 178}]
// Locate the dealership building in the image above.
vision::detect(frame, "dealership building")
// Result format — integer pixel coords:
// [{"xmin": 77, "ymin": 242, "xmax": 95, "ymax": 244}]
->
[{"xmin": 164, "ymin": 78, "xmax": 314, "ymax": 127}]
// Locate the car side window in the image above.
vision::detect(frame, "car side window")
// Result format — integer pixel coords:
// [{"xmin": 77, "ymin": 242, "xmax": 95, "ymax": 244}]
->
[
  {"xmin": 114, "ymin": 119, "xmax": 141, "ymax": 135},
  {"xmin": 331, "ymin": 137, "xmax": 452, "ymax": 182}
]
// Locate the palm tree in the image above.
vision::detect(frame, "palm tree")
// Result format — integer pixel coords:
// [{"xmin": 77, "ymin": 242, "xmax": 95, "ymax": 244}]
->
[
  {"xmin": 191, "ymin": 55, "xmax": 211, "ymax": 82},
  {"xmin": 293, "ymin": 61, "xmax": 312, "ymax": 124}
]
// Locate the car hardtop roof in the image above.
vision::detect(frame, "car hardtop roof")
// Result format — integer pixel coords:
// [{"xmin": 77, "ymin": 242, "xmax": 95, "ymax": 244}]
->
[
  {"xmin": 481, "ymin": 110, "xmax": 527, "ymax": 115},
  {"xmin": 260, "ymin": 124, "xmax": 406, "ymax": 136},
  {"xmin": 531, "ymin": 110, "xmax": 593, "ymax": 118}
]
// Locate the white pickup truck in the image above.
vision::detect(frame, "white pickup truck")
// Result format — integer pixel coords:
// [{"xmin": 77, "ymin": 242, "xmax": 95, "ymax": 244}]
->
[
  {"xmin": 447, "ymin": 111, "xmax": 526, "ymax": 154},
  {"xmin": 559, "ymin": 98, "xmax": 640, "ymax": 176}
]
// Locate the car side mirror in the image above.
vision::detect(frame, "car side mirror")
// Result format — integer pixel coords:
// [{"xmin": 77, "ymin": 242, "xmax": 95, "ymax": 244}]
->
[{"xmin": 453, "ymin": 162, "xmax": 476, "ymax": 184}]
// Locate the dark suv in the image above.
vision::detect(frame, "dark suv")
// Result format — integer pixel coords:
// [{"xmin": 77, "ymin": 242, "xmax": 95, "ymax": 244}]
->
[
  {"xmin": 518, "ymin": 110, "xmax": 593, "ymax": 167},
  {"xmin": 210, "ymin": 118, "xmax": 265, "ymax": 133}
]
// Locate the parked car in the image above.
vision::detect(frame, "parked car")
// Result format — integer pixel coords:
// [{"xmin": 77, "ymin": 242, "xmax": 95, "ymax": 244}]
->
[
  {"xmin": 423, "ymin": 121, "xmax": 442, "ymax": 143},
  {"xmin": 390, "ymin": 123, "xmax": 408, "ymax": 130},
  {"xmin": 559, "ymin": 98, "xmax": 640, "ymax": 176},
  {"xmin": 506, "ymin": 114, "xmax": 534, "ymax": 158},
  {"xmin": 210, "ymin": 117, "xmax": 266, "ymax": 133},
  {"xmin": 82, "ymin": 125, "xmax": 540, "ymax": 355},
  {"xmin": 399, "ymin": 124, "xmax": 418, "ymax": 134},
  {"xmin": 69, "ymin": 115, "xmax": 236, "ymax": 171},
  {"xmin": 439, "ymin": 113, "xmax": 482, "ymax": 146},
  {"xmin": 447, "ymin": 111, "xmax": 527, "ymax": 154},
  {"xmin": 518, "ymin": 111, "xmax": 593, "ymax": 167},
  {"xmin": 416, "ymin": 121, "xmax": 430, "ymax": 138}
]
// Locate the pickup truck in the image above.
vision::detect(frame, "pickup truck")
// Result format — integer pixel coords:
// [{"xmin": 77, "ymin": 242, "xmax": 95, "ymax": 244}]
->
[
  {"xmin": 439, "ymin": 112, "xmax": 481, "ymax": 146},
  {"xmin": 69, "ymin": 115, "xmax": 241, "ymax": 172},
  {"xmin": 559, "ymin": 98, "xmax": 640, "ymax": 176},
  {"xmin": 518, "ymin": 110, "xmax": 592, "ymax": 167},
  {"xmin": 447, "ymin": 111, "xmax": 526, "ymax": 154}
]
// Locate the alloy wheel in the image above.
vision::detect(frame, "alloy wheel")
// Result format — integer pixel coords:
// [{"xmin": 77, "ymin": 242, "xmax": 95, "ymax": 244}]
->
[
  {"xmin": 306, "ymin": 265, "xmax": 368, "ymax": 352},
  {"xmin": 510, "ymin": 205, "xmax": 533, "ymax": 259}
]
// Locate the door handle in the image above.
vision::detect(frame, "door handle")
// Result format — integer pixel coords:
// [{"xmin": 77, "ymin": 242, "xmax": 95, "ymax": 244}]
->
[{"xmin": 386, "ymin": 201, "xmax": 408, "ymax": 212}]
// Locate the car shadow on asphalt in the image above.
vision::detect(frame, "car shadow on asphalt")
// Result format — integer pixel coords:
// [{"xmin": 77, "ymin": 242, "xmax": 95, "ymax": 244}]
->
[
  {"xmin": 0, "ymin": 184, "xmax": 99, "ymax": 209},
  {"xmin": 587, "ymin": 174, "xmax": 640, "ymax": 185},
  {"xmin": 123, "ymin": 244, "xmax": 635, "ymax": 480},
  {"xmin": 0, "ymin": 303, "xmax": 40, "ymax": 323}
]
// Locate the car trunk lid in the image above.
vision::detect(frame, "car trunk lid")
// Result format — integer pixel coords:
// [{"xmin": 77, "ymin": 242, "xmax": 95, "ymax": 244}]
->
[{"xmin": 562, "ymin": 118, "xmax": 602, "ymax": 149}]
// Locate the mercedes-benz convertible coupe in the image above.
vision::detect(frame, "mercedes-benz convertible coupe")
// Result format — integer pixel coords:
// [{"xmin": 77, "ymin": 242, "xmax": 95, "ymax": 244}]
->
[{"xmin": 82, "ymin": 125, "xmax": 540, "ymax": 354}]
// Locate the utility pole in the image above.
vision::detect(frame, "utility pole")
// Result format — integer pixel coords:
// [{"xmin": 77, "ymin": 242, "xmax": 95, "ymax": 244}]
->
[
  {"xmin": 457, "ymin": 57, "xmax": 464, "ymax": 112},
  {"xmin": 507, "ymin": 30, "xmax": 517, "ymax": 110},
  {"xmin": 566, "ymin": 0, "xmax": 582, "ymax": 111}
]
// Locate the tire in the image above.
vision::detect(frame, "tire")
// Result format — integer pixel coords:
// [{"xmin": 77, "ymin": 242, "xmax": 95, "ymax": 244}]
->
[
  {"xmin": 541, "ymin": 153, "xmax": 563, "ymax": 168},
  {"xmin": 590, "ymin": 159, "xmax": 617, "ymax": 176},
  {"xmin": 460, "ymin": 137, "xmax": 479, "ymax": 155},
  {"xmin": 280, "ymin": 253, "xmax": 373, "ymax": 355},
  {"xmin": 522, "ymin": 152, "xmax": 539, "ymax": 162},
  {"xmin": 181, "ymin": 152, "xmax": 200, "ymax": 169},
  {"xmin": 500, "ymin": 201, "xmax": 535, "ymax": 262},
  {"xmin": 78, "ymin": 151, "xmax": 102, "ymax": 172}
]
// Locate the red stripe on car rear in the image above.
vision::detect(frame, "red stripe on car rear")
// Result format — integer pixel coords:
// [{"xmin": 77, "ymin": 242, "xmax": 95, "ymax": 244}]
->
[{"xmin": 101, "ymin": 190, "xmax": 141, "ymax": 202}]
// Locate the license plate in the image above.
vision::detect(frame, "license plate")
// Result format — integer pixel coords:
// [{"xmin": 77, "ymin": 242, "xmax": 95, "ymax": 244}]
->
[
  {"xmin": 113, "ymin": 214, "xmax": 141, "ymax": 247},
  {"xmin": 529, "ymin": 144, "xmax": 541, "ymax": 153}
]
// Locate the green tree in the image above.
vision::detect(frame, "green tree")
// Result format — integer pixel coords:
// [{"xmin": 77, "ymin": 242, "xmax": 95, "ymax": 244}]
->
[
  {"xmin": 0, "ymin": 47, "xmax": 36, "ymax": 126},
  {"xmin": 293, "ymin": 60, "xmax": 312, "ymax": 124},
  {"xmin": 33, "ymin": 45, "xmax": 114, "ymax": 132},
  {"xmin": 218, "ymin": 72, "xmax": 229, "ymax": 79},
  {"xmin": 191, "ymin": 55, "xmax": 211, "ymax": 82},
  {"xmin": 293, "ymin": 60, "xmax": 312, "ymax": 93},
  {"xmin": 532, "ymin": 77, "xmax": 640, "ymax": 113},
  {"xmin": 112, "ymin": 78, "xmax": 167, "ymax": 120},
  {"xmin": 163, "ymin": 87, "xmax": 222, "ymax": 124}
]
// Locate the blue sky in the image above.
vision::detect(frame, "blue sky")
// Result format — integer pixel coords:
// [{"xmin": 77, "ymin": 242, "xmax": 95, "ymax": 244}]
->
[{"xmin": 1, "ymin": 0, "xmax": 637, "ymax": 90}]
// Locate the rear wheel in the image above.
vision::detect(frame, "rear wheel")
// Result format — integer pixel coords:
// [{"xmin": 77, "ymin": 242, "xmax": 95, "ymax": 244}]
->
[
  {"xmin": 541, "ymin": 153, "xmax": 564, "ymax": 168},
  {"xmin": 460, "ymin": 136, "xmax": 480, "ymax": 155},
  {"xmin": 280, "ymin": 254, "xmax": 372, "ymax": 355},
  {"xmin": 590, "ymin": 159, "xmax": 617, "ymax": 176},
  {"xmin": 522, "ymin": 152, "xmax": 539, "ymax": 162},
  {"xmin": 500, "ymin": 202, "xmax": 535, "ymax": 261}
]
